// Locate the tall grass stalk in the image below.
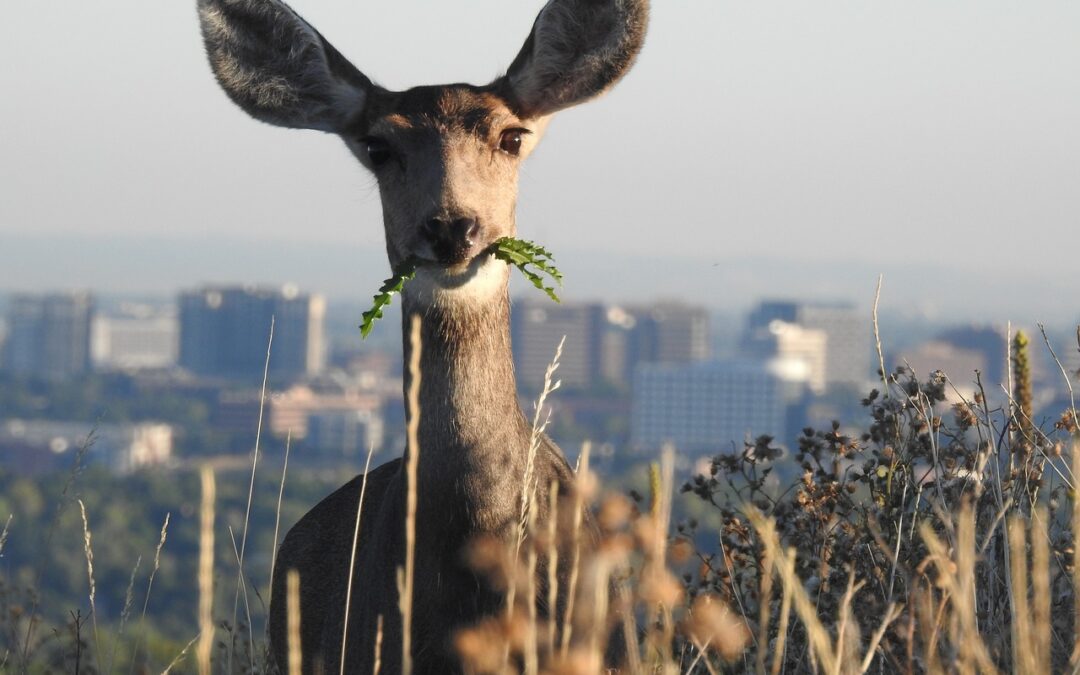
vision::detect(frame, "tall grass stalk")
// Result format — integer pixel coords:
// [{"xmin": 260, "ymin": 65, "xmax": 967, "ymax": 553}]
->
[
  {"xmin": 227, "ymin": 524, "xmax": 255, "ymax": 668},
  {"xmin": 1008, "ymin": 516, "xmax": 1035, "ymax": 674},
  {"xmin": 559, "ymin": 441, "xmax": 590, "ymax": 658},
  {"xmin": 746, "ymin": 508, "xmax": 837, "ymax": 674},
  {"xmin": 77, "ymin": 498, "xmax": 103, "ymax": 675},
  {"xmin": 231, "ymin": 315, "xmax": 274, "ymax": 674},
  {"xmin": 269, "ymin": 430, "xmax": 292, "ymax": 590},
  {"xmin": 398, "ymin": 314, "xmax": 422, "ymax": 675},
  {"xmin": 286, "ymin": 569, "xmax": 302, "ymax": 675},
  {"xmin": 524, "ymin": 490, "xmax": 540, "ymax": 675},
  {"xmin": 197, "ymin": 465, "xmax": 216, "ymax": 675},
  {"xmin": 340, "ymin": 441, "xmax": 378, "ymax": 674},
  {"xmin": 520, "ymin": 336, "xmax": 565, "ymax": 537},
  {"xmin": 161, "ymin": 634, "xmax": 200, "ymax": 675},
  {"xmin": 107, "ymin": 554, "xmax": 140, "ymax": 674},
  {"xmin": 507, "ymin": 336, "xmax": 564, "ymax": 670},
  {"xmin": 643, "ymin": 448, "xmax": 677, "ymax": 670},
  {"xmin": 129, "ymin": 511, "xmax": 169, "ymax": 675},
  {"xmin": 545, "ymin": 480, "xmax": 560, "ymax": 653},
  {"xmin": 769, "ymin": 553, "xmax": 794, "ymax": 675},
  {"xmin": 373, "ymin": 614, "xmax": 384, "ymax": 675},
  {"xmin": 1031, "ymin": 508, "xmax": 1051, "ymax": 671},
  {"xmin": 1039, "ymin": 323, "xmax": 1080, "ymax": 434},
  {"xmin": 20, "ymin": 426, "xmax": 95, "ymax": 669},
  {"xmin": 872, "ymin": 274, "xmax": 889, "ymax": 398}
]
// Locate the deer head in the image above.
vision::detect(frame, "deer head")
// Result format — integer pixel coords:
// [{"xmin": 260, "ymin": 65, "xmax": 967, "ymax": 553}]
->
[{"xmin": 198, "ymin": 0, "xmax": 648, "ymax": 303}]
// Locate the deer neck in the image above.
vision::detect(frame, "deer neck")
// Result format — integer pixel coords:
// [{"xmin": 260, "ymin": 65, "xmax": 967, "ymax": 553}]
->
[{"xmin": 399, "ymin": 259, "xmax": 531, "ymax": 529}]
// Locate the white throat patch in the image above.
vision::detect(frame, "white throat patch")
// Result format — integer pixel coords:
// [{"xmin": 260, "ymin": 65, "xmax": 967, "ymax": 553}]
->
[{"xmin": 404, "ymin": 255, "xmax": 510, "ymax": 309}]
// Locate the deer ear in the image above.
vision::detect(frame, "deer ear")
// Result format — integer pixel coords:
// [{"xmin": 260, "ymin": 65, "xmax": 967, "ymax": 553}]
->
[
  {"xmin": 501, "ymin": 0, "xmax": 649, "ymax": 118},
  {"xmin": 197, "ymin": 0, "xmax": 371, "ymax": 132}
]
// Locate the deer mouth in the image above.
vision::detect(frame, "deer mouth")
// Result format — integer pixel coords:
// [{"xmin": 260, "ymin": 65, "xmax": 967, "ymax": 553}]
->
[
  {"xmin": 410, "ymin": 236, "xmax": 494, "ymax": 273},
  {"xmin": 420, "ymin": 249, "xmax": 496, "ymax": 278}
]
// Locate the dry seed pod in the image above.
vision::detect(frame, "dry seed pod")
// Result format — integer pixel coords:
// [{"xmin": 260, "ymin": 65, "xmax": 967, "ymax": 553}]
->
[{"xmin": 682, "ymin": 594, "xmax": 751, "ymax": 662}]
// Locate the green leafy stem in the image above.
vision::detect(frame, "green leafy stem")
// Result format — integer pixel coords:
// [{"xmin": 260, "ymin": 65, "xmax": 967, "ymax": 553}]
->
[{"xmin": 359, "ymin": 237, "xmax": 563, "ymax": 338}]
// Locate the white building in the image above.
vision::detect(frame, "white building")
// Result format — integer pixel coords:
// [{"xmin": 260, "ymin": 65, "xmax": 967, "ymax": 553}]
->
[
  {"xmin": 746, "ymin": 301, "xmax": 871, "ymax": 391},
  {"xmin": 91, "ymin": 306, "xmax": 179, "ymax": 370},
  {"xmin": 743, "ymin": 320, "xmax": 828, "ymax": 396},
  {"xmin": 631, "ymin": 360, "xmax": 785, "ymax": 454},
  {"xmin": 0, "ymin": 419, "xmax": 173, "ymax": 474}
]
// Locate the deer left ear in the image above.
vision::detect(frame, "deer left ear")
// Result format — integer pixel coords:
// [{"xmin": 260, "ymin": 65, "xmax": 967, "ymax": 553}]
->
[
  {"xmin": 197, "ymin": 0, "xmax": 372, "ymax": 133},
  {"xmin": 500, "ymin": 0, "xmax": 649, "ymax": 118}
]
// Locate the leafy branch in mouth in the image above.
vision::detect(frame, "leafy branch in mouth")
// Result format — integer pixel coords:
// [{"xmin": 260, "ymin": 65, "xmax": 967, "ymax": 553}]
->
[
  {"xmin": 359, "ymin": 258, "xmax": 419, "ymax": 338},
  {"xmin": 358, "ymin": 237, "xmax": 563, "ymax": 338},
  {"xmin": 489, "ymin": 237, "xmax": 563, "ymax": 303}
]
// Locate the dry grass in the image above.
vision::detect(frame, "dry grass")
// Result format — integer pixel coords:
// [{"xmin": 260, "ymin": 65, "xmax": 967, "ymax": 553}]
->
[
  {"xmin": 677, "ymin": 327, "xmax": 1080, "ymax": 673},
  {"xmin": 197, "ymin": 465, "xmax": 216, "ymax": 675},
  {"xmin": 286, "ymin": 569, "xmax": 302, "ymax": 675}
]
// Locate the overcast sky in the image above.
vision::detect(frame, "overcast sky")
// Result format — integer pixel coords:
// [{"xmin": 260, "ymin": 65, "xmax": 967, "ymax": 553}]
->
[{"xmin": 1, "ymin": 1, "xmax": 1078, "ymax": 322}]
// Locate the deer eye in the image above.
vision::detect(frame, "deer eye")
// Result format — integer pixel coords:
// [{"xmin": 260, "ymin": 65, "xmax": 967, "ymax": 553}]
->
[
  {"xmin": 363, "ymin": 137, "xmax": 392, "ymax": 167},
  {"xmin": 498, "ymin": 129, "xmax": 528, "ymax": 156}
]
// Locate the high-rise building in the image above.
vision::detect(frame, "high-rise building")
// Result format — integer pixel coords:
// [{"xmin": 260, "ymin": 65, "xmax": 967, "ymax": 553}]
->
[
  {"xmin": 512, "ymin": 300, "xmax": 712, "ymax": 392},
  {"xmin": 743, "ymin": 320, "xmax": 828, "ymax": 395},
  {"xmin": 511, "ymin": 300, "xmax": 606, "ymax": 391},
  {"xmin": 179, "ymin": 285, "xmax": 325, "ymax": 381},
  {"xmin": 624, "ymin": 303, "xmax": 711, "ymax": 365},
  {"xmin": 2, "ymin": 292, "xmax": 93, "ymax": 380},
  {"xmin": 746, "ymin": 301, "xmax": 870, "ymax": 391},
  {"xmin": 631, "ymin": 360, "xmax": 785, "ymax": 454},
  {"xmin": 601, "ymin": 302, "xmax": 713, "ymax": 388}
]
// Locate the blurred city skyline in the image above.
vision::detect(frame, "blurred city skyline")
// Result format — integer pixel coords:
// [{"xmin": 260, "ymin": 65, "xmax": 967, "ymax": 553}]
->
[{"xmin": 2, "ymin": 1, "xmax": 1078, "ymax": 324}]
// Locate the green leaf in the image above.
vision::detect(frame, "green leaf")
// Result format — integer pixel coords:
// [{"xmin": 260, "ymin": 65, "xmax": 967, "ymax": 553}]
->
[
  {"xmin": 358, "ymin": 237, "xmax": 563, "ymax": 338},
  {"xmin": 359, "ymin": 258, "xmax": 419, "ymax": 338},
  {"xmin": 490, "ymin": 237, "xmax": 563, "ymax": 303}
]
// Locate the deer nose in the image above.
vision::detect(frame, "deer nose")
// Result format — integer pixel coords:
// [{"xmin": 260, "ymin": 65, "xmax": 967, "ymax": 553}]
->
[{"xmin": 423, "ymin": 217, "xmax": 483, "ymax": 262}]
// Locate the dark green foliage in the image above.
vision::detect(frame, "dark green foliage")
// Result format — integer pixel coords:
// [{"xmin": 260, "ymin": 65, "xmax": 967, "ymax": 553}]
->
[{"xmin": 0, "ymin": 463, "xmax": 355, "ymax": 673}]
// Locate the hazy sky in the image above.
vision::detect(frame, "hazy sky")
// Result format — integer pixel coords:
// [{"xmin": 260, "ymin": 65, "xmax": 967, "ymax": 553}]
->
[{"xmin": 1, "ymin": 1, "xmax": 1078, "ymax": 321}]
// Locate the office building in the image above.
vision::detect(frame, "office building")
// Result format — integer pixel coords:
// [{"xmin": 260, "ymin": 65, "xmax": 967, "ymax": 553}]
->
[
  {"xmin": 747, "ymin": 301, "xmax": 870, "ymax": 391},
  {"xmin": 624, "ymin": 302, "xmax": 711, "ymax": 365},
  {"xmin": 512, "ymin": 300, "xmax": 606, "ymax": 391},
  {"xmin": 179, "ymin": 285, "xmax": 325, "ymax": 381},
  {"xmin": 631, "ymin": 360, "xmax": 785, "ymax": 454},
  {"xmin": 2, "ymin": 292, "xmax": 93, "ymax": 380}
]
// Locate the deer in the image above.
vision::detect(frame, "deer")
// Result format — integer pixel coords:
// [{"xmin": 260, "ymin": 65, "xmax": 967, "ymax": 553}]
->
[{"xmin": 196, "ymin": 0, "xmax": 648, "ymax": 672}]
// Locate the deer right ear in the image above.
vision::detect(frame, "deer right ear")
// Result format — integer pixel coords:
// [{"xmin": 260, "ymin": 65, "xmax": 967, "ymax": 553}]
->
[
  {"xmin": 197, "ymin": 0, "xmax": 371, "ymax": 133},
  {"xmin": 502, "ymin": 0, "xmax": 649, "ymax": 118}
]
